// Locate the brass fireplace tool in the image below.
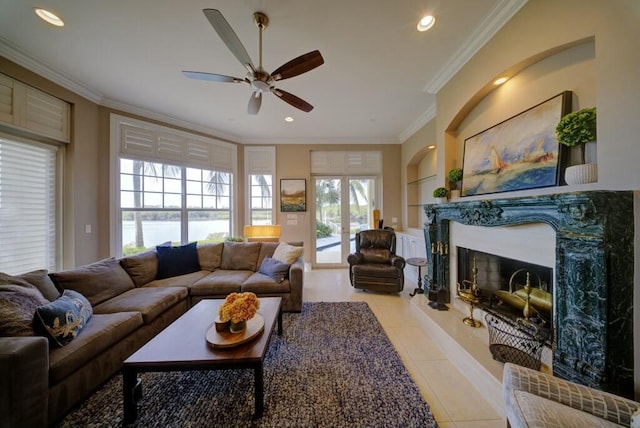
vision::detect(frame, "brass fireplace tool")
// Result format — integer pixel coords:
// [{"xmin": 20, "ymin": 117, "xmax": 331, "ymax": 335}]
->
[{"xmin": 456, "ymin": 257, "xmax": 482, "ymax": 327}]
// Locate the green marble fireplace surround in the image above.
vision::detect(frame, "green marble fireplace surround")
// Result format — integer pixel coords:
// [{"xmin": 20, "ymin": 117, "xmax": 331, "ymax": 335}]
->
[{"xmin": 423, "ymin": 191, "xmax": 634, "ymax": 398}]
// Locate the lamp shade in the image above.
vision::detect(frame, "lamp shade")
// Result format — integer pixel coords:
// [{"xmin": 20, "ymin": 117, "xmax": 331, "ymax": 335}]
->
[{"xmin": 243, "ymin": 225, "xmax": 281, "ymax": 242}]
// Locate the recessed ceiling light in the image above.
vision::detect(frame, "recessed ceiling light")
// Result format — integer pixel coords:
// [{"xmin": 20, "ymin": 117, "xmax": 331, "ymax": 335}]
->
[
  {"xmin": 285, "ymin": 116, "xmax": 294, "ymax": 122},
  {"xmin": 427, "ymin": 145, "xmax": 436, "ymax": 150},
  {"xmin": 34, "ymin": 8, "xmax": 64, "ymax": 27},
  {"xmin": 417, "ymin": 15, "xmax": 435, "ymax": 32},
  {"xmin": 494, "ymin": 76, "xmax": 509, "ymax": 85}
]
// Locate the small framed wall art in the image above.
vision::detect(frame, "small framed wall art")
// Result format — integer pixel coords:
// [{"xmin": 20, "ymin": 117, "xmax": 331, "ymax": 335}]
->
[{"xmin": 280, "ymin": 179, "xmax": 306, "ymax": 212}]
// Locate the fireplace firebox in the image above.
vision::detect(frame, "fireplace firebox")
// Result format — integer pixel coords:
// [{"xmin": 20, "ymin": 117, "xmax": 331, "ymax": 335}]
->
[
  {"xmin": 457, "ymin": 247, "xmax": 553, "ymax": 327},
  {"xmin": 423, "ymin": 191, "xmax": 634, "ymax": 398}
]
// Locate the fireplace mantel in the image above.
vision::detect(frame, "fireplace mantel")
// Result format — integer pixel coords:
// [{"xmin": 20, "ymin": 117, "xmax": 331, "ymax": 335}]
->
[{"xmin": 423, "ymin": 190, "xmax": 634, "ymax": 397}]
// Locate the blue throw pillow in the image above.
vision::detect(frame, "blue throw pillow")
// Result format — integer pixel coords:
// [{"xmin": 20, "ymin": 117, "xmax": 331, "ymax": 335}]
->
[
  {"xmin": 33, "ymin": 289, "xmax": 93, "ymax": 347},
  {"xmin": 258, "ymin": 257, "xmax": 290, "ymax": 283},
  {"xmin": 156, "ymin": 242, "xmax": 201, "ymax": 279}
]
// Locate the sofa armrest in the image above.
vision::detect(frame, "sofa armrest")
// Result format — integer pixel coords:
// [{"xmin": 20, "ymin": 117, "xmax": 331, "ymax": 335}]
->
[
  {"xmin": 0, "ymin": 337, "xmax": 49, "ymax": 428},
  {"xmin": 503, "ymin": 363, "xmax": 639, "ymax": 426},
  {"xmin": 287, "ymin": 257, "xmax": 304, "ymax": 312},
  {"xmin": 390, "ymin": 255, "xmax": 405, "ymax": 270},
  {"xmin": 347, "ymin": 253, "xmax": 363, "ymax": 266}
]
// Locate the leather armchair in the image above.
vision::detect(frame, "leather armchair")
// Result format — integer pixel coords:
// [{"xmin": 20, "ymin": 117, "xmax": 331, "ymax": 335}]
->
[{"xmin": 347, "ymin": 229, "xmax": 406, "ymax": 292}]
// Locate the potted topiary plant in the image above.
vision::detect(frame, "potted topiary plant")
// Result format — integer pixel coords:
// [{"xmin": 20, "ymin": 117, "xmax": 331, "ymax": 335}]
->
[
  {"xmin": 433, "ymin": 187, "xmax": 448, "ymax": 203},
  {"xmin": 555, "ymin": 107, "xmax": 597, "ymax": 185},
  {"xmin": 447, "ymin": 167, "xmax": 463, "ymax": 198}
]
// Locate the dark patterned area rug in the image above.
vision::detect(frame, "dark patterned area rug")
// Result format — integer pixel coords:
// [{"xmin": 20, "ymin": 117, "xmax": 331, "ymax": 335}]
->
[{"xmin": 57, "ymin": 302, "xmax": 437, "ymax": 428}]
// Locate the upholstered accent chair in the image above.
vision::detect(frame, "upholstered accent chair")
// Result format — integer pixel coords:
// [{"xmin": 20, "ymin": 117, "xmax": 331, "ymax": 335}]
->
[
  {"xmin": 503, "ymin": 362, "xmax": 640, "ymax": 428},
  {"xmin": 347, "ymin": 229, "xmax": 405, "ymax": 293}
]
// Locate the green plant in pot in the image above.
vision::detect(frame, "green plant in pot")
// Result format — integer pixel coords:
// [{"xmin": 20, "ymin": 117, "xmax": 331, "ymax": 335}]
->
[
  {"xmin": 447, "ymin": 167, "xmax": 463, "ymax": 197},
  {"xmin": 433, "ymin": 187, "xmax": 448, "ymax": 202},
  {"xmin": 555, "ymin": 107, "xmax": 597, "ymax": 184}
]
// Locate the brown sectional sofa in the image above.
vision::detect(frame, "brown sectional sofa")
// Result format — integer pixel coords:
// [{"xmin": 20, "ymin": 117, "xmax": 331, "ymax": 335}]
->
[{"xmin": 0, "ymin": 241, "xmax": 303, "ymax": 427}]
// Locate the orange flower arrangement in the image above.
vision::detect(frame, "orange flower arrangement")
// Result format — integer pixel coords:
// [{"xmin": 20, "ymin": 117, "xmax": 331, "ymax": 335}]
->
[{"xmin": 218, "ymin": 292, "xmax": 260, "ymax": 323}]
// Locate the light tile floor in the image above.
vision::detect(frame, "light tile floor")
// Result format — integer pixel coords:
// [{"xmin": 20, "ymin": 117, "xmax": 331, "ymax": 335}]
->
[{"xmin": 303, "ymin": 267, "xmax": 506, "ymax": 428}]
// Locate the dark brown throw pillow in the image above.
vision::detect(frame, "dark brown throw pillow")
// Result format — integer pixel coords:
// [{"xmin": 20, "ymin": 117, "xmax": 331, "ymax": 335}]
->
[{"xmin": 0, "ymin": 282, "xmax": 49, "ymax": 337}]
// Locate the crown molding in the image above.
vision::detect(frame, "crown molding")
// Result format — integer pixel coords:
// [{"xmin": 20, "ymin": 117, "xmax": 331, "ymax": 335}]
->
[
  {"xmin": 0, "ymin": 37, "xmax": 104, "ymax": 104},
  {"xmin": 101, "ymin": 97, "xmax": 241, "ymax": 144},
  {"xmin": 399, "ymin": 103, "xmax": 437, "ymax": 143},
  {"xmin": 240, "ymin": 136, "xmax": 401, "ymax": 145},
  {"xmin": 423, "ymin": 0, "xmax": 528, "ymax": 95}
]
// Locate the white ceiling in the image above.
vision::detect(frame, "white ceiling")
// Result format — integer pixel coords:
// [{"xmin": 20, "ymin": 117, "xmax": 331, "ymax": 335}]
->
[{"xmin": 0, "ymin": 0, "xmax": 526, "ymax": 144}]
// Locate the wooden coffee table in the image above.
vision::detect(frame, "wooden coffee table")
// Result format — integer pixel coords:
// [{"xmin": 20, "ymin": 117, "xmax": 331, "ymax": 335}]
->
[{"xmin": 122, "ymin": 297, "xmax": 282, "ymax": 423}]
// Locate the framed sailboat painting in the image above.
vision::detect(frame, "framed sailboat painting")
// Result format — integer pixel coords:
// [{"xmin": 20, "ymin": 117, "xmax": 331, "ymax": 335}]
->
[{"xmin": 461, "ymin": 91, "xmax": 572, "ymax": 197}]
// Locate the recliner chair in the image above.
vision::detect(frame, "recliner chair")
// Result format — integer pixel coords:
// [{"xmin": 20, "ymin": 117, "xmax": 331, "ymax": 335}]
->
[{"xmin": 347, "ymin": 229, "xmax": 405, "ymax": 292}]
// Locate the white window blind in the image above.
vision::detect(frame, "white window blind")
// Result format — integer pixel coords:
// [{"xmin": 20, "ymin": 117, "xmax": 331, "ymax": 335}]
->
[{"xmin": 0, "ymin": 137, "xmax": 57, "ymax": 274}]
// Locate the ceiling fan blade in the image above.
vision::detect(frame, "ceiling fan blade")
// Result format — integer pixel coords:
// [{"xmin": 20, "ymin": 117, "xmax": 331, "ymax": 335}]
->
[
  {"xmin": 182, "ymin": 71, "xmax": 246, "ymax": 83},
  {"xmin": 248, "ymin": 92, "xmax": 262, "ymax": 115},
  {"xmin": 271, "ymin": 88, "xmax": 314, "ymax": 112},
  {"xmin": 271, "ymin": 50, "xmax": 324, "ymax": 81},
  {"xmin": 203, "ymin": 9, "xmax": 255, "ymax": 72}
]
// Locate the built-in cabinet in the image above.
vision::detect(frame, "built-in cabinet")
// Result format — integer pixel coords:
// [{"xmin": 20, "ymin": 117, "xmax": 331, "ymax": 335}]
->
[
  {"xmin": 0, "ymin": 73, "xmax": 70, "ymax": 143},
  {"xmin": 396, "ymin": 232, "xmax": 427, "ymax": 284}
]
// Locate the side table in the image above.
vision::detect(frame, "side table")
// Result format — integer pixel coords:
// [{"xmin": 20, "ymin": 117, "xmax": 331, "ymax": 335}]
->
[{"xmin": 406, "ymin": 257, "xmax": 428, "ymax": 297}]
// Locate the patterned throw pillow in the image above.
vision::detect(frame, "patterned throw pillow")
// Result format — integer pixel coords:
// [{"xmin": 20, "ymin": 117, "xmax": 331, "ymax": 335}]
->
[
  {"xmin": 258, "ymin": 257, "xmax": 290, "ymax": 283},
  {"xmin": 33, "ymin": 289, "xmax": 93, "ymax": 347}
]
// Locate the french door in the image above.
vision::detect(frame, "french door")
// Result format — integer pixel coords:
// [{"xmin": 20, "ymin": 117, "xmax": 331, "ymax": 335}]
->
[{"xmin": 312, "ymin": 176, "xmax": 376, "ymax": 267}]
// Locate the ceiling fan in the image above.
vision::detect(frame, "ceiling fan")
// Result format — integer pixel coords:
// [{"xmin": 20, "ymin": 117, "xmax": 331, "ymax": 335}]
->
[{"xmin": 183, "ymin": 9, "xmax": 324, "ymax": 115}]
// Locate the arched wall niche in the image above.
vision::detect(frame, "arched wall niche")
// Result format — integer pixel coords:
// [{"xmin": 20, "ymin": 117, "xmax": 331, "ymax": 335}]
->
[{"xmin": 442, "ymin": 37, "xmax": 595, "ymax": 189}]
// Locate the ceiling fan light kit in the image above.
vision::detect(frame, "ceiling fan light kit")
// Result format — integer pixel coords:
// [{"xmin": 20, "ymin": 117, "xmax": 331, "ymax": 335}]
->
[{"xmin": 182, "ymin": 9, "xmax": 324, "ymax": 115}]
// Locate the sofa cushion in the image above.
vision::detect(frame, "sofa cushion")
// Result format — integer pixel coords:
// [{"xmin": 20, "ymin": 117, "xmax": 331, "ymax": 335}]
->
[
  {"xmin": 144, "ymin": 270, "xmax": 209, "ymax": 288},
  {"xmin": 257, "ymin": 242, "xmax": 280, "ymax": 266},
  {"xmin": 48, "ymin": 311, "xmax": 143, "ymax": 384},
  {"xmin": 93, "ymin": 287, "xmax": 187, "ymax": 324},
  {"xmin": 14, "ymin": 269, "xmax": 60, "ymax": 301},
  {"xmin": 272, "ymin": 242, "xmax": 304, "ymax": 264},
  {"xmin": 242, "ymin": 273, "xmax": 291, "ymax": 294},
  {"xmin": 49, "ymin": 258, "xmax": 135, "ymax": 306},
  {"xmin": 509, "ymin": 390, "xmax": 623, "ymax": 428},
  {"xmin": 0, "ymin": 278, "xmax": 49, "ymax": 336},
  {"xmin": 221, "ymin": 242, "xmax": 261, "ymax": 271},
  {"xmin": 33, "ymin": 290, "xmax": 93, "ymax": 347},
  {"xmin": 197, "ymin": 243, "xmax": 223, "ymax": 271},
  {"xmin": 189, "ymin": 270, "xmax": 251, "ymax": 296},
  {"xmin": 120, "ymin": 250, "xmax": 158, "ymax": 287},
  {"xmin": 156, "ymin": 242, "xmax": 201, "ymax": 279},
  {"xmin": 258, "ymin": 257, "xmax": 290, "ymax": 283}
]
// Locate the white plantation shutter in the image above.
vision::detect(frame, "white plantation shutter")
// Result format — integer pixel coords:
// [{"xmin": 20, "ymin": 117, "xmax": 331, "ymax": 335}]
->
[
  {"xmin": 0, "ymin": 73, "xmax": 70, "ymax": 143},
  {"xmin": 117, "ymin": 116, "xmax": 236, "ymax": 171},
  {"xmin": 0, "ymin": 137, "xmax": 57, "ymax": 274},
  {"xmin": 311, "ymin": 151, "xmax": 381, "ymax": 174}
]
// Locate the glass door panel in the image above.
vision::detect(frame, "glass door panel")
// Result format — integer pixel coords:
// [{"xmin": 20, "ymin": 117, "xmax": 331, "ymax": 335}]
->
[
  {"xmin": 314, "ymin": 178, "xmax": 342, "ymax": 265},
  {"xmin": 313, "ymin": 177, "xmax": 376, "ymax": 267}
]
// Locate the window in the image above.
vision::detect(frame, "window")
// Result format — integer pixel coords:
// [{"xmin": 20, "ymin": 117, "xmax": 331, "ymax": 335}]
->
[
  {"xmin": 249, "ymin": 174, "xmax": 273, "ymax": 225},
  {"xmin": 245, "ymin": 147, "xmax": 275, "ymax": 225},
  {"xmin": 120, "ymin": 159, "xmax": 233, "ymax": 255},
  {"xmin": 0, "ymin": 136, "xmax": 59, "ymax": 274},
  {"xmin": 112, "ymin": 114, "xmax": 237, "ymax": 256}
]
